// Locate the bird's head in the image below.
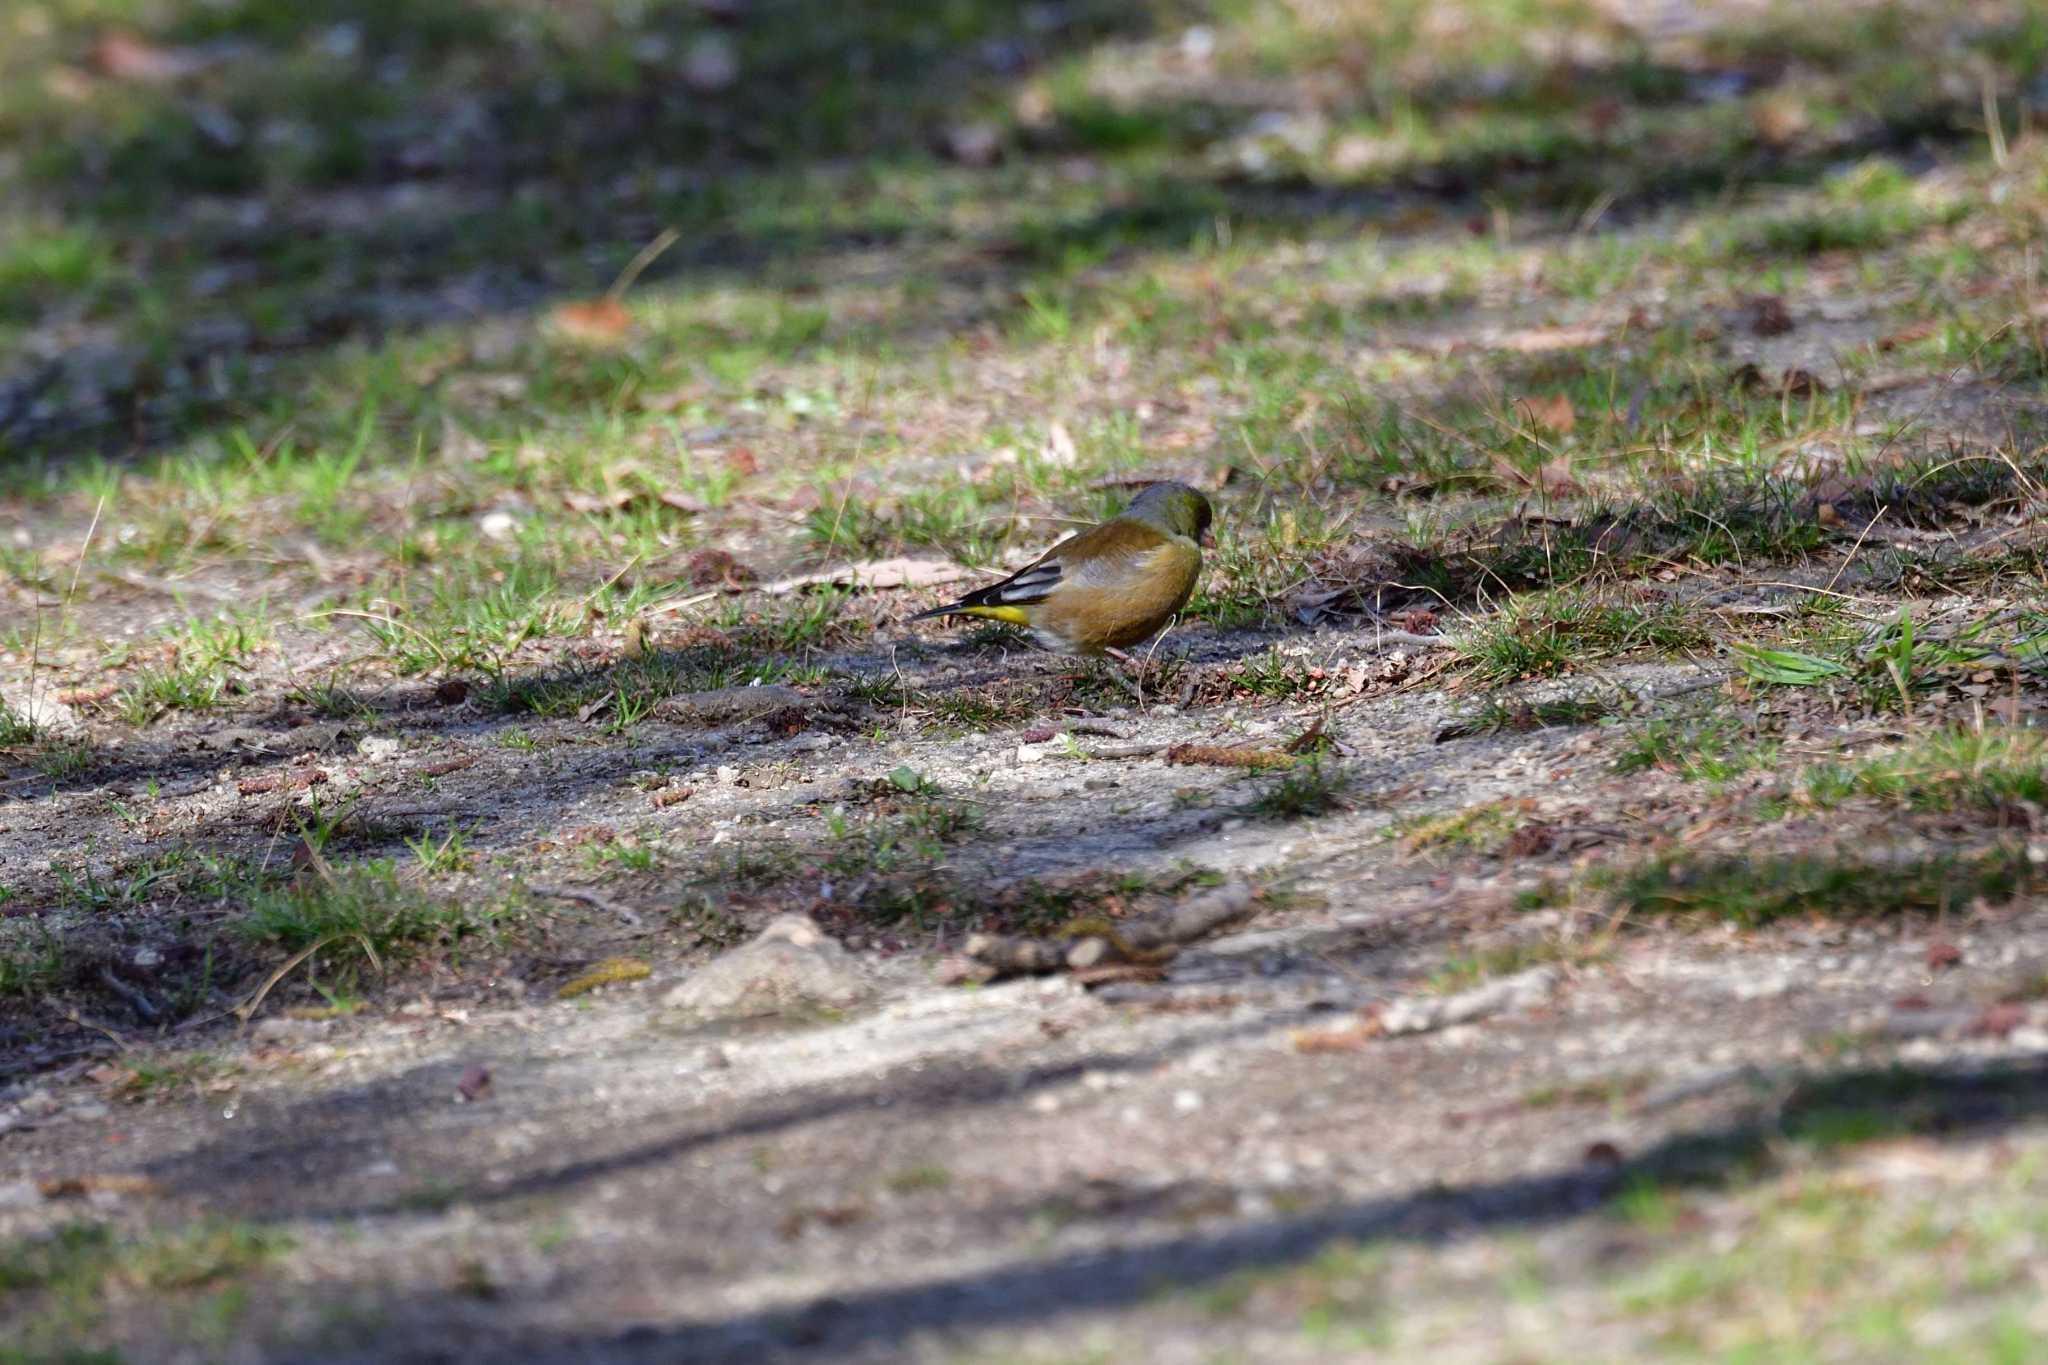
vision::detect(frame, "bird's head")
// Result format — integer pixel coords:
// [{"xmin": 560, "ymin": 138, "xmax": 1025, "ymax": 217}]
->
[{"xmin": 1131, "ymin": 481, "xmax": 1214, "ymax": 546}]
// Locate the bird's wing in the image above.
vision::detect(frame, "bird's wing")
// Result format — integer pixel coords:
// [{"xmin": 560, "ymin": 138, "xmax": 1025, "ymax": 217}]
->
[
  {"xmin": 969, "ymin": 518, "xmax": 1169, "ymax": 605},
  {"xmin": 961, "ymin": 555, "xmax": 1065, "ymax": 608}
]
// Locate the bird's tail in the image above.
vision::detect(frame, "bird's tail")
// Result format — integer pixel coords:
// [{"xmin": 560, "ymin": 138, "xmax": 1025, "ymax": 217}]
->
[{"xmin": 908, "ymin": 601, "xmax": 1030, "ymax": 626}]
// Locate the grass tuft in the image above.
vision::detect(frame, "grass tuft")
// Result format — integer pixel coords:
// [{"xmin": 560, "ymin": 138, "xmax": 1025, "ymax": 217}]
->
[{"xmin": 1609, "ymin": 847, "xmax": 2033, "ymax": 927}]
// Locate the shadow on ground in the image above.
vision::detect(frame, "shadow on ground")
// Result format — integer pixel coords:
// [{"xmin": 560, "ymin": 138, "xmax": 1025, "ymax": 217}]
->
[
  {"xmin": 1, "ymin": 0, "xmax": 2018, "ymax": 464},
  {"xmin": 134, "ymin": 1049, "xmax": 2048, "ymax": 1361}
]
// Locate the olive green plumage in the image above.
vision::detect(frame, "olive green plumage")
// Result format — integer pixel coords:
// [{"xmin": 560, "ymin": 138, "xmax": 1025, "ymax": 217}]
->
[{"xmin": 909, "ymin": 482, "xmax": 1213, "ymax": 653}]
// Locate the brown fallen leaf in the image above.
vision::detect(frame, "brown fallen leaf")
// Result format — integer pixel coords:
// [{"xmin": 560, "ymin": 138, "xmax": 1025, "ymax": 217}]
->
[
  {"xmin": 38, "ymin": 1174, "xmax": 163, "ymax": 1200},
  {"xmin": 1751, "ymin": 92, "xmax": 1810, "ymax": 148},
  {"xmin": 91, "ymin": 30, "xmax": 207, "ymax": 84},
  {"xmin": 1496, "ymin": 323, "xmax": 1609, "ymax": 354},
  {"xmin": 1733, "ymin": 363, "xmax": 1828, "ymax": 396},
  {"xmin": 563, "ymin": 489, "xmax": 623, "ymax": 515},
  {"xmin": 548, "ymin": 297, "xmax": 634, "ymax": 346},
  {"xmin": 1747, "ymin": 294, "xmax": 1795, "ymax": 337},
  {"xmin": 686, "ymin": 548, "xmax": 757, "ymax": 587},
  {"xmin": 1971, "ymin": 1002, "xmax": 2027, "ymax": 1038},
  {"xmin": 1292, "ymin": 1021, "xmax": 1376, "ymax": 1053},
  {"xmin": 1513, "ymin": 393, "xmax": 1576, "ymax": 434},
  {"xmin": 237, "ymin": 767, "xmax": 328, "ymax": 796},
  {"xmin": 456, "ymin": 1064, "xmax": 493, "ymax": 1103},
  {"xmin": 1165, "ymin": 743, "xmax": 1295, "ymax": 770},
  {"xmin": 1877, "ymin": 319, "xmax": 1941, "ymax": 351},
  {"xmin": 1491, "ymin": 454, "xmax": 1580, "ymax": 497}
]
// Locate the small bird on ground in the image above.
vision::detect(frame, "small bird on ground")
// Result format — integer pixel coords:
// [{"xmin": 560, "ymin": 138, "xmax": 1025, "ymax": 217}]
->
[{"xmin": 908, "ymin": 481, "xmax": 1213, "ymax": 657}]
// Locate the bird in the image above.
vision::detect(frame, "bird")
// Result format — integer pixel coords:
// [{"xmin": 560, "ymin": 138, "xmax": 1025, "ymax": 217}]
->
[{"xmin": 908, "ymin": 481, "xmax": 1212, "ymax": 657}]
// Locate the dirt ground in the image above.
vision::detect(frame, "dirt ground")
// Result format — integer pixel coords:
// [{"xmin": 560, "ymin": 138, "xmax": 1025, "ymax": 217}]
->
[{"xmin": 6, "ymin": 0, "xmax": 2048, "ymax": 1360}]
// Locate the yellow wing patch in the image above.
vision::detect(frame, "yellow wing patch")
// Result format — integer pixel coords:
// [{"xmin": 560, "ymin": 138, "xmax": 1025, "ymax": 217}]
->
[{"xmin": 956, "ymin": 605, "xmax": 1032, "ymax": 626}]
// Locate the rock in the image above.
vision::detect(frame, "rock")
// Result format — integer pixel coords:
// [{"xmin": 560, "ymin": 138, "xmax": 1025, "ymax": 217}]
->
[
  {"xmin": 682, "ymin": 34, "xmax": 739, "ymax": 92},
  {"xmin": 358, "ymin": 734, "xmax": 403, "ymax": 761},
  {"xmin": 942, "ymin": 121, "xmax": 1004, "ymax": 167},
  {"xmin": 0, "ymin": 1178, "xmax": 44, "ymax": 1209},
  {"xmin": 661, "ymin": 914, "xmax": 872, "ymax": 1021},
  {"xmin": 15, "ymin": 1089, "xmax": 60, "ymax": 1119},
  {"xmin": 1378, "ymin": 967, "xmax": 1557, "ymax": 1037},
  {"xmin": 656, "ymin": 685, "xmax": 804, "ymax": 726}
]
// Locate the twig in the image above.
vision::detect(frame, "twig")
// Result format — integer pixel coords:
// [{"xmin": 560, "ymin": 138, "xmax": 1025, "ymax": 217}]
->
[
  {"xmin": 528, "ymin": 883, "xmax": 646, "ymax": 930},
  {"xmin": 63, "ymin": 1008, "xmax": 132, "ymax": 1052},
  {"xmin": 234, "ymin": 933, "xmax": 379, "ymax": 1036},
  {"xmin": 965, "ymin": 882, "xmax": 1256, "ymax": 978},
  {"xmin": 606, "ymin": 226, "xmax": 682, "ymax": 302},
  {"xmin": 97, "ymin": 967, "xmax": 161, "ymax": 1025},
  {"xmin": 102, "ymin": 569, "xmax": 244, "ymax": 603},
  {"xmin": 1370, "ymin": 628, "xmax": 1461, "ymax": 650}
]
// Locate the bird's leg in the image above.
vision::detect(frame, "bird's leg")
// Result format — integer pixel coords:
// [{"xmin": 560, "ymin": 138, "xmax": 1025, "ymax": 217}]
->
[{"xmin": 1098, "ymin": 647, "xmax": 1148, "ymax": 704}]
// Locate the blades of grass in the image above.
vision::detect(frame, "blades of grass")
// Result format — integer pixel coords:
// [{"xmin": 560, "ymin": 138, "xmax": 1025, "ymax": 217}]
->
[{"xmin": 1731, "ymin": 642, "xmax": 1846, "ymax": 686}]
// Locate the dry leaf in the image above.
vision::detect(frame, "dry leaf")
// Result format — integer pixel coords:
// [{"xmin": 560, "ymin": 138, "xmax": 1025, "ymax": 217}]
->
[
  {"xmin": 1496, "ymin": 323, "xmax": 1608, "ymax": 354},
  {"xmin": 1747, "ymin": 294, "xmax": 1795, "ymax": 336},
  {"xmin": 1042, "ymin": 420, "xmax": 1079, "ymax": 467},
  {"xmin": 548, "ymin": 298, "xmax": 633, "ymax": 346},
  {"xmin": 456, "ymin": 1064, "xmax": 493, "ymax": 1103},
  {"xmin": 38, "ymin": 1174, "xmax": 163, "ymax": 1199},
  {"xmin": 1514, "ymin": 394, "xmax": 1576, "ymax": 434},
  {"xmin": 1877, "ymin": 319, "xmax": 1940, "ymax": 351},
  {"xmin": 1164, "ymin": 743, "xmax": 1294, "ymax": 770},
  {"xmin": 440, "ymin": 416, "xmax": 488, "ymax": 463},
  {"xmin": 563, "ymin": 489, "xmax": 635, "ymax": 515},
  {"xmin": 91, "ymin": 30, "xmax": 206, "ymax": 83},
  {"xmin": 1492, "ymin": 454, "xmax": 1580, "ymax": 497},
  {"xmin": 1292, "ymin": 1022, "xmax": 1376, "ymax": 1052},
  {"xmin": 1924, "ymin": 940, "xmax": 1963, "ymax": 969},
  {"xmin": 686, "ymin": 548, "xmax": 757, "ymax": 586}
]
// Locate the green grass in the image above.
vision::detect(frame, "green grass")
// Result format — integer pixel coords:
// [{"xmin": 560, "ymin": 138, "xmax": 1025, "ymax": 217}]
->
[
  {"xmin": 1609, "ymin": 846, "xmax": 2034, "ymax": 927},
  {"xmin": 1614, "ymin": 710, "xmax": 1779, "ymax": 785},
  {"xmin": 1796, "ymin": 727, "xmax": 2048, "ymax": 814},
  {"xmin": 1455, "ymin": 593, "xmax": 1711, "ymax": 685},
  {"xmin": 1439, "ymin": 690, "xmax": 1619, "ymax": 741},
  {"xmin": 0, "ymin": 1220, "xmax": 287, "ymax": 1361},
  {"xmin": 1428, "ymin": 939, "xmax": 1592, "ymax": 992},
  {"xmin": 814, "ymin": 771, "xmax": 984, "ymax": 925},
  {"xmin": 238, "ymin": 861, "xmax": 503, "ymax": 985},
  {"xmin": 1247, "ymin": 757, "xmax": 1353, "ymax": 821}
]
